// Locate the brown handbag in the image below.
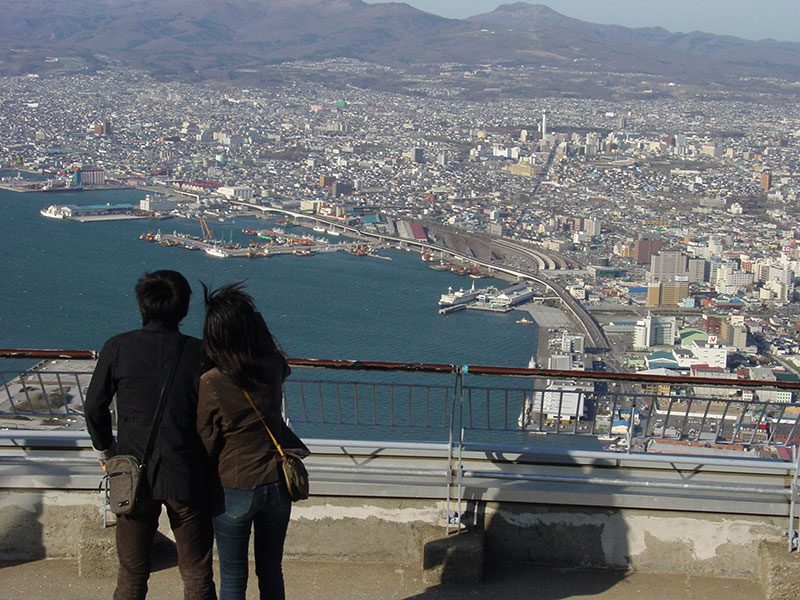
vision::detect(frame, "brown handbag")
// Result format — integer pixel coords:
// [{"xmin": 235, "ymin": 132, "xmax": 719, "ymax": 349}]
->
[{"xmin": 242, "ymin": 389, "xmax": 310, "ymax": 501}]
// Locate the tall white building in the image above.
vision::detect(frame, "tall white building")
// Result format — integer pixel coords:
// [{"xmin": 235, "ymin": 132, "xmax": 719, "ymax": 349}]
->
[
  {"xmin": 139, "ymin": 194, "xmax": 177, "ymax": 212},
  {"xmin": 765, "ymin": 265, "xmax": 795, "ymax": 304},
  {"xmin": 633, "ymin": 314, "xmax": 677, "ymax": 350},
  {"xmin": 715, "ymin": 263, "xmax": 754, "ymax": 294},
  {"xmin": 582, "ymin": 218, "xmax": 602, "ymax": 237},
  {"xmin": 218, "ymin": 186, "xmax": 254, "ymax": 202}
]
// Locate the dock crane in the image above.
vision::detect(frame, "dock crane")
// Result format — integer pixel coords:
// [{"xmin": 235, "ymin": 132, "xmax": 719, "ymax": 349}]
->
[{"xmin": 199, "ymin": 215, "xmax": 213, "ymax": 240}]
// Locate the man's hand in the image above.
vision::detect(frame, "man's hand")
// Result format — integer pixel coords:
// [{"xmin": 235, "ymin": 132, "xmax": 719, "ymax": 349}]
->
[{"xmin": 99, "ymin": 459, "xmax": 108, "ymax": 473}]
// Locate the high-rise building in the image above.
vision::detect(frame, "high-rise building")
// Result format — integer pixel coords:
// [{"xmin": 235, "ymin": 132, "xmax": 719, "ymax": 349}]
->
[
  {"xmin": 93, "ymin": 120, "xmax": 112, "ymax": 136},
  {"xmin": 646, "ymin": 282, "xmax": 690, "ymax": 307},
  {"xmin": 646, "ymin": 283, "xmax": 661, "ymax": 308},
  {"xmin": 333, "ymin": 180, "xmax": 354, "ymax": 197},
  {"xmin": 763, "ymin": 265, "xmax": 795, "ymax": 303},
  {"xmin": 633, "ymin": 314, "xmax": 677, "ymax": 350},
  {"xmin": 721, "ymin": 319, "xmax": 748, "ymax": 350},
  {"xmin": 403, "ymin": 148, "xmax": 424, "ymax": 163},
  {"xmin": 760, "ymin": 171, "xmax": 772, "ymax": 191},
  {"xmin": 687, "ymin": 257, "xmax": 708, "ymax": 283},
  {"xmin": 582, "ymin": 218, "xmax": 601, "ymax": 237},
  {"xmin": 541, "ymin": 111, "xmax": 548, "ymax": 137},
  {"xmin": 649, "ymin": 250, "xmax": 689, "ymax": 282},
  {"xmin": 634, "ymin": 238, "xmax": 663, "ymax": 264},
  {"xmin": 715, "ymin": 263, "xmax": 754, "ymax": 294}
]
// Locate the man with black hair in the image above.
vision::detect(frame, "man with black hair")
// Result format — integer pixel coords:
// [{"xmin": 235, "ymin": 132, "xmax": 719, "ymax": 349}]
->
[{"xmin": 86, "ymin": 270, "xmax": 216, "ymax": 600}]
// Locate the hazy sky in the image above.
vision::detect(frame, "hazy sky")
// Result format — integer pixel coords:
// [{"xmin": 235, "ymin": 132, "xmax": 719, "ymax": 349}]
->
[{"xmin": 364, "ymin": 0, "xmax": 800, "ymax": 43}]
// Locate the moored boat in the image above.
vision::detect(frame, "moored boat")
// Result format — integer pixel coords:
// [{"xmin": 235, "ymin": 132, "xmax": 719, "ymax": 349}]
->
[
  {"xmin": 40, "ymin": 205, "xmax": 66, "ymax": 219},
  {"xmin": 205, "ymin": 246, "xmax": 230, "ymax": 258}
]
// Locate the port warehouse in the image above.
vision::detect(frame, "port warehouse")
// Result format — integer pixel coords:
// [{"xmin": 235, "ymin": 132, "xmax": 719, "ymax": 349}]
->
[{"xmin": 2, "ymin": 353, "xmax": 800, "ymax": 591}]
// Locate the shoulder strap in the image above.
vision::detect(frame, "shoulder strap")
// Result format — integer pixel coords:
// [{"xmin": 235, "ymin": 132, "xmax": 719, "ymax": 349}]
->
[
  {"xmin": 242, "ymin": 389, "xmax": 286, "ymax": 459},
  {"xmin": 140, "ymin": 336, "xmax": 187, "ymax": 468}
]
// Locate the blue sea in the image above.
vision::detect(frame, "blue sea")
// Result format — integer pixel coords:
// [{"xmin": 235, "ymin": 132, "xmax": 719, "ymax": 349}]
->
[{"xmin": 0, "ymin": 186, "xmax": 539, "ymax": 367}]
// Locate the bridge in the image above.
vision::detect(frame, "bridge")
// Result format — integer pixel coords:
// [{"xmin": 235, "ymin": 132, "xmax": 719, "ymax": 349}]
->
[{"xmin": 2, "ymin": 350, "xmax": 800, "ymax": 598}]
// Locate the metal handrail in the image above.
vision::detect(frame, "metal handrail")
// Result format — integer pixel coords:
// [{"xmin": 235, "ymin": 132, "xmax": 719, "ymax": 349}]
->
[
  {"xmin": 3, "ymin": 348, "xmax": 800, "ymax": 547},
  {"xmin": 3, "ymin": 349, "xmax": 799, "ymax": 390}
]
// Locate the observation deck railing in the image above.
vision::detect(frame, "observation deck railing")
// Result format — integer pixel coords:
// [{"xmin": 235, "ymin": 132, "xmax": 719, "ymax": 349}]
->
[{"xmin": 2, "ymin": 349, "xmax": 800, "ymax": 548}]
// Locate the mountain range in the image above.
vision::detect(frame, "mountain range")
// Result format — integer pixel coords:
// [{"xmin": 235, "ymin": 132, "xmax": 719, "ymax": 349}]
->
[{"xmin": 1, "ymin": 0, "xmax": 799, "ymax": 85}]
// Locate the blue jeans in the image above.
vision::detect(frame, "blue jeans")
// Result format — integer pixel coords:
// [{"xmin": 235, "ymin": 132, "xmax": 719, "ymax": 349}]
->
[{"xmin": 213, "ymin": 482, "xmax": 292, "ymax": 600}]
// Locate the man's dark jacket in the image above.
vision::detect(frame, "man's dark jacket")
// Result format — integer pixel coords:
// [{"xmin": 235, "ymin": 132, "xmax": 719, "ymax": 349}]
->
[{"xmin": 85, "ymin": 321, "xmax": 210, "ymax": 501}]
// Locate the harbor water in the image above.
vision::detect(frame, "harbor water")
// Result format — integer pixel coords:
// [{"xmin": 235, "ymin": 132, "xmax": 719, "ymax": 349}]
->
[{"xmin": 0, "ymin": 187, "xmax": 538, "ymax": 365}]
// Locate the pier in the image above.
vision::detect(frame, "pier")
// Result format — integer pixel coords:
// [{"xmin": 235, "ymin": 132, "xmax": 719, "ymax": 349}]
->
[
  {"xmin": 438, "ymin": 282, "xmax": 550, "ymax": 314},
  {"xmin": 144, "ymin": 231, "xmax": 389, "ymax": 259}
]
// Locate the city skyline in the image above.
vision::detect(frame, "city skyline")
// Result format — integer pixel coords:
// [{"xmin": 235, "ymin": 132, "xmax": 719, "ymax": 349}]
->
[{"xmin": 364, "ymin": 0, "xmax": 800, "ymax": 43}]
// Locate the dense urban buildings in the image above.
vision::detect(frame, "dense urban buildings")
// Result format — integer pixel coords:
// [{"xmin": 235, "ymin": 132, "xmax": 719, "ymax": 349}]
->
[{"xmin": 0, "ymin": 64, "xmax": 798, "ymax": 394}]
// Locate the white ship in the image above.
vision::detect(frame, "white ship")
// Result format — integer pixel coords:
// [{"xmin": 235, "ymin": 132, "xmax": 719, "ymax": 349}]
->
[
  {"xmin": 205, "ymin": 246, "xmax": 230, "ymax": 258},
  {"xmin": 438, "ymin": 281, "xmax": 481, "ymax": 307},
  {"xmin": 40, "ymin": 205, "xmax": 66, "ymax": 219}
]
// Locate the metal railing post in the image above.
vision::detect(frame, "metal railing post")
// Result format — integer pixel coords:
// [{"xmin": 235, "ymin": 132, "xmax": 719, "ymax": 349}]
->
[
  {"xmin": 789, "ymin": 445, "xmax": 800, "ymax": 552},
  {"xmin": 445, "ymin": 365, "xmax": 463, "ymax": 534}
]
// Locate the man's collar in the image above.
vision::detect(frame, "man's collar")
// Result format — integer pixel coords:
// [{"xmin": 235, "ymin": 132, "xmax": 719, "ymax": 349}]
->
[{"xmin": 143, "ymin": 320, "xmax": 180, "ymax": 332}]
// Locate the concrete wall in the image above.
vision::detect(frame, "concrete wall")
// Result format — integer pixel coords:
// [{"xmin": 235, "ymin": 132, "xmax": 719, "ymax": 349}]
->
[
  {"xmin": 472, "ymin": 502, "xmax": 784, "ymax": 577},
  {"xmin": 0, "ymin": 489, "xmax": 786, "ymax": 577}
]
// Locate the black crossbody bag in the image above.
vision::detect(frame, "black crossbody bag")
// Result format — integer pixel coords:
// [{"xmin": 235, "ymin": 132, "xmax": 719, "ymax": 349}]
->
[{"xmin": 101, "ymin": 337, "xmax": 187, "ymax": 515}]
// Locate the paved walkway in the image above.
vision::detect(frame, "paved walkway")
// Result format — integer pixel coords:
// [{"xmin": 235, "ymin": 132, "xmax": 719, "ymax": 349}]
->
[{"xmin": 0, "ymin": 559, "xmax": 765, "ymax": 600}]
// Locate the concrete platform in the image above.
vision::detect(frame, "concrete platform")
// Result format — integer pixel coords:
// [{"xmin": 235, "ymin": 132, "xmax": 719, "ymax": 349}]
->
[{"xmin": 0, "ymin": 559, "xmax": 765, "ymax": 600}]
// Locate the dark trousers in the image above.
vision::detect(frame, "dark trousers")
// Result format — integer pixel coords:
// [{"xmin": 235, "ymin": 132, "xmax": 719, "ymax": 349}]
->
[
  {"xmin": 213, "ymin": 482, "xmax": 292, "ymax": 600},
  {"xmin": 114, "ymin": 497, "xmax": 217, "ymax": 600}
]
